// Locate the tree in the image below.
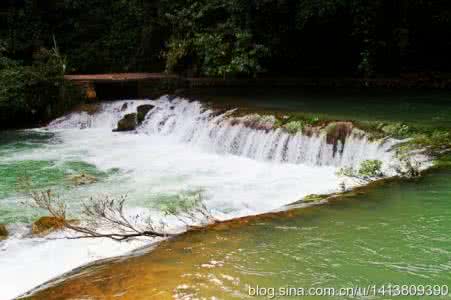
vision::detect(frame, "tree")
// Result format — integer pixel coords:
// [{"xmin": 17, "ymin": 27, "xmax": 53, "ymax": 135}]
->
[{"xmin": 162, "ymin": 0, "xmax": 269, "ymax": 77}]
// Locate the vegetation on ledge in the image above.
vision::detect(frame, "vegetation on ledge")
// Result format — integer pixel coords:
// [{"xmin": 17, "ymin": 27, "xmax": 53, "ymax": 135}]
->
[
  {"xmin": 225, "ymin": 106, "xmax": 451, "ymax": 161},
  {"xmin": 337, "ymin": 159, "xmax": 384, "ymax": 182},
  {"xmin": 0, "ymin": 46, "xmax": 83, "ymax": 129}
]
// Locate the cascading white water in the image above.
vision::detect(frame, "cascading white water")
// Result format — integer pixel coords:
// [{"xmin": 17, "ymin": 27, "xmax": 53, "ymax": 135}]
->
[
  {"xmin": 3, "ymin": 96, "xmax": 407, "ymax": 299},
  {"xmin": 50, "ymin": 96, "xmax": 399, "ymax": 171}
]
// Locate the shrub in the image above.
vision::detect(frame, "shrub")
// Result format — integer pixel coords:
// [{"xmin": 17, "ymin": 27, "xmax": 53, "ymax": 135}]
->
[
  {"xmin": 283, "ymin": 120, "xmax": 305, "ymax": 134},
  {"xmin": 358, "ymin": 159, "xmax": 383, "ymax": 177},
  {"xmin": 380, "ymin": 122, "xmax": 410, "ymax": 138},
  {"xmin": 337, "ymin": 160, "xmax": 383, "ymax": 179}
]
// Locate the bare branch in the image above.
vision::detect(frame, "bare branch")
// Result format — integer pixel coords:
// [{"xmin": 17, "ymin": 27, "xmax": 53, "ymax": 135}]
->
[{"xmin": 24, "ymin": 189, "xmax": 216, "ymax": 241}]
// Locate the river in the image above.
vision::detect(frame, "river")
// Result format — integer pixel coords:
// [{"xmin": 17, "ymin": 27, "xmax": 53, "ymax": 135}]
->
[{"xmin": 1, "ymin": 88, "xmax": 450, "ymax": 299}]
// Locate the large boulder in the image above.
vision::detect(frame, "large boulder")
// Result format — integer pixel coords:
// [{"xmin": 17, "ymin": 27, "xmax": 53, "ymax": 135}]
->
[
  {"xmin": 32, "ymin": 216, "xmax": 79, "ymax": 236},
  {"xmin": 0, "ymin": 224, "xmax": 8, "ymax": 239},
  {"xmin": 114, "ymin": 113, "xmax": 137, "ymax": 132},
  {"xmin": 137, "ymin": 104, "xmax": 154, "ymax": 124}
]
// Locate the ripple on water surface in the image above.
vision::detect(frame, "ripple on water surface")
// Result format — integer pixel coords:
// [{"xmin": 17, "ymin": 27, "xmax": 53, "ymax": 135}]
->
[{"xmin": 20, "ymin": 169, "xmax": 451, "ymax": 300}]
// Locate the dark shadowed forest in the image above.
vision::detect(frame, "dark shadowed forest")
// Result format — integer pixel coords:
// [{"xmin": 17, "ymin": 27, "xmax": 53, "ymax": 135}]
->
[
  {"xmin": 2, "ymin": 0, "xmax": 451, "ymax": 76},
  {"xmin": 1, "ymin": 0, "xmax": 451, "ymax": 127}
]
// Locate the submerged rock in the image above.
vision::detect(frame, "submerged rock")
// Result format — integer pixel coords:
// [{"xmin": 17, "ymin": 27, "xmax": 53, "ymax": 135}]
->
[
  {"xmin": 32, "ymin": 216, "xmax": 78, "ymax": 236},
  {"xmin": 137, "ymin": 104, "xmax": 154, "ymax": 124},
  {"xmin": 32, "ymin": 216, "xmax": 65, "ymax": 236},
  {"xmin": 0, "ymin": 224, "xmax": 8, "ymax": 239},
  {"xmin": 114, "ymin": 113, "xmax": 137, "ymax": 132},
  {"xmin": 302, "ymin": 194, "xmax": 329, "ymax": 203},
  {"xmin": 68, "ymin": 173, "xmax": 97, "ymax": 186}
]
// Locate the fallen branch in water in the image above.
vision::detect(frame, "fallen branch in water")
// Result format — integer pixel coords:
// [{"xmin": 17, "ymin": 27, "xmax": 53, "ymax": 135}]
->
[{"xmin": 25, "ymin": 189, "xmax": 215, "ymax": 241}]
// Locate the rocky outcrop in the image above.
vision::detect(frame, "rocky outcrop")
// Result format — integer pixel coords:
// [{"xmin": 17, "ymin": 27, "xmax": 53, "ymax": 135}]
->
[
  {"xmin": 68, "ymin": 173, "xmax": 97, "ymax": 186},
  {"xmin": 32, "ymin": 216, "xmax": 78, "ymax": 236},
  {"xmin": 324, "ymin": 121, "xmax": 355, "ymax": 155},
  {"xmin": 0, "ymin": 224, "xmax": 8, "ymax": 239},
  {"xmin": 302, "ymin": 194, "xmax": 328, "ymax": 203},
  {"xmin": 137, "ymin": 104, "xmax": 154, "ymax": 124},
  {"xmin": 113, "ymin": 113, "xmax": 137, "ymax": 132},
  {"xmin": 230, "ymin": 114, "xmax": 276, "ymax": 131}
]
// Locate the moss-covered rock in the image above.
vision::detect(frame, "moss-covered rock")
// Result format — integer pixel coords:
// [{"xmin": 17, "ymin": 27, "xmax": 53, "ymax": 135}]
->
[
  {"xmin": 324, "ymin": 122, "xmax": 354, "ymax": 145},
  {"xmin": 32, "ymin": 216, "xmax": 65, "ymax": 235},
  {"xmin": 67, "ymin": 173, "xmax": 97, "ymax": 186},
  {"xmin": 113, "ymin": 113, "xmax": 137, "ymax": 132},
  {"xmin": 0, "ymin": 224, "xmax": 8, "ymax": 239},
  {"xmin": 32, "ymin": 216, "xmax": 78, "ymax": 236},
  {"xmin": 303, "ymin": 194, "xmax": 329, "ymax": 203},
  {"xmin": 137, "ymin": 104, "xmax": 154, "ymax": 124},
  {"xmin": 229, "ymin": 113, "xmax": 276, "ymax": 131}
]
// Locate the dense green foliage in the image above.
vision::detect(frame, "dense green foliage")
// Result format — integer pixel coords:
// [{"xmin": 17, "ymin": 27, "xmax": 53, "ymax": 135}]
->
[
  {"xmin": 1, "ymin": 1, "xmax": 450, "ymax": 128},
  {"xmin": 358, "ymin": 160, "xmax": 383, "ymax": 177},
  {"xmin": 162, "ymin": 0, "xmax": 269, "ymax": 77},
  {"xmin": 337, "ymin": 159, "xmax": 383, "ymax": 179},
  {"xmin": 1, "ymin": 0, "xmax": 450, "ymax": 77},
  {"xmin": 0, "ymin": 45, "xmax": 81, "ymax": 128}
]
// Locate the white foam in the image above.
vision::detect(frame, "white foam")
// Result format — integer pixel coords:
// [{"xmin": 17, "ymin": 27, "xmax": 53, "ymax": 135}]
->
[
  {"xmin": 0, "ymin": 97, "xmax": 399, "ymax": 299},
  {"xmin": 0, "ymin": 230, "xmax": 150, "ymax": 299}
]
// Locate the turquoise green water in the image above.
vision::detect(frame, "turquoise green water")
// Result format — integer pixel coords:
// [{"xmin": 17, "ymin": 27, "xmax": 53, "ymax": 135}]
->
[
  {"xmin": 177, "ymin": 169, "xmax": 451, "ymax": 299},
  {"xmin": 2, "ymin": 90, "xmax": 451, "ymax": 299},
  {"xmin": 0, "ymin": 131, "xmax": 112, "ymax": 224},
  {"xmin": 158, "ymin": 168, "xmax": 451, "ymax": 299},
  {"xmin": 24, "ymin": 168, "xmax": 451, "ymax": 300}
]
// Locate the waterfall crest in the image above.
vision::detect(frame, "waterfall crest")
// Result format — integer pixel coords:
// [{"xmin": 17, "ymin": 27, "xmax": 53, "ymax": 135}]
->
[{"xmin": 49, "ymin": 96, "xmax": 399, "ymax": 170}]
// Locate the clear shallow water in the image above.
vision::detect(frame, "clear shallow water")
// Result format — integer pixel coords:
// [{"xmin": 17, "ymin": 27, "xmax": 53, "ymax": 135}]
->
[{"xmin": 23, "ymin": 168, "xmax": 451, "ymax": 300}]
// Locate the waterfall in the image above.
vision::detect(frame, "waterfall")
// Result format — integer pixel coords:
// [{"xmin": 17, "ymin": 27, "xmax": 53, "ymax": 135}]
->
[{"xmin": 49, "ymin": 96, "xmax": 399, "ymax": 170}]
